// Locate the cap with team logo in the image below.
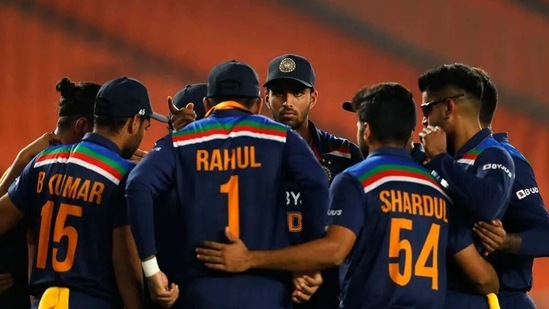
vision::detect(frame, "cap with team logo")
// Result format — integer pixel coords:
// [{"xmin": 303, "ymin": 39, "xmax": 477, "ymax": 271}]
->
[
  {"xmin": 264, "ymin": 54, "xmax": 316, "ymax": 88},
  {"xmin": 95, "ymin": 77, "xmax": 167, "ymax": 122}
]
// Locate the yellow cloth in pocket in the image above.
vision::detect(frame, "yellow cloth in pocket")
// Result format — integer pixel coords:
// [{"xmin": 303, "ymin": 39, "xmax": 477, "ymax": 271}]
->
[
  {"xmin": 38, "ymin": 287, "xmax": 70, "ymax": 309},
  {"xmin": 486, "ymin": 293, "xmax": 500, "ymax": 309}
]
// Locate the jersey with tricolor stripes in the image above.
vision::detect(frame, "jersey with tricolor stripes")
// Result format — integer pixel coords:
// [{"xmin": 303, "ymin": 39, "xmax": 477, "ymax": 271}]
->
[
  {"xmin": 328, "ymin": 147, "xmax": 452, "ymax": 309},
  {"xmin": 8, "ymin": 133, "xmax": 134, "ymax": 305},
  {"xmin": 125, "ymin": 108, "xmax": 329, "ymax": 308}
]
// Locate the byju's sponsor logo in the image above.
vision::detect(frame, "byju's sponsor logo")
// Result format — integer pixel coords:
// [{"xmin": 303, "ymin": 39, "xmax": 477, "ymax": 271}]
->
[
  {"xmin": 483, "ymin": 163, "xmax": 513, "ymax": 178},
  {"xmin": 516, "ymin": 187, "xmax": 539, "ymax": 200}
]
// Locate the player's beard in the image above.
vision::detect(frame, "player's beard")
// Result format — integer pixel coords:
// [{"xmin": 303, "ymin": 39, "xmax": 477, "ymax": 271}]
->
[
  {"xmin": 277, "ymin": 103, "xmax": 311, "ymax": 130},
  {"xmin": 357, "ymin": 124, "xmax": 369, "ymax": 157}
]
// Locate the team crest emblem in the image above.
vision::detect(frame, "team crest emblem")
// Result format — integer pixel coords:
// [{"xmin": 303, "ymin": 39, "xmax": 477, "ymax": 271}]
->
[
  {"xmin": 279, "ymin": 57, "xmax": 296, "ymax": 73},
  {"xmin": 322, "ymin": 165, "xmax": 332, "ymax": 181}
]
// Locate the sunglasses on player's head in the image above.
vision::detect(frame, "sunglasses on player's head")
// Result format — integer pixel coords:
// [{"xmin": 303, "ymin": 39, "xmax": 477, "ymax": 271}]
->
[{"xmin": 421, "ymin": 94, "xmax": 464, "ymax": 116}]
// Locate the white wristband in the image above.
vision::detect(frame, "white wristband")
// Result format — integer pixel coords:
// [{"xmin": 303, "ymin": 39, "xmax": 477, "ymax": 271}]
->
[{"xmin": 141, "ymin": 257, "xmax": 160, "ymax": 278}]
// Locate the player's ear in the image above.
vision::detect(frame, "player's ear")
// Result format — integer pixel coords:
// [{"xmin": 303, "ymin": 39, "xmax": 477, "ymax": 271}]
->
[
  {"xmin": 363, "ymin": 122, "xmax": 371, "ymax": 142},
  {"xmin": 445, "ymin": 98, "xmax": 456, "ymax": 117},
  {"xmin": 309, "ymin": 89, "xmax": 318, "ymax": 109},
  {"xmin": 264, "ymin": 89, "xmax": 272, "ymax": 110},
  {"xmin": 250, "ymin": 98, "xmax": 263, "ymax": 114},
  {"xmin": 128, "ymin": 114, "xmax": 141, "ymax": 134},
  {"xmin": 74, "ymin": 117, "xmax": 91, "ymax": 137},
  {"xmin": 203, "ymin": 97, "xmax": 213, "ymax": 114}
]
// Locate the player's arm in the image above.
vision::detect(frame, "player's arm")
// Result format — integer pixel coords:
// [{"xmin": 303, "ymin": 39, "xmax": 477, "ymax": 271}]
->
[
  {"xmin": 453, "ymin": 245, "xmax": 499, "ymax": 294},
  {"xmin": 111, "ymin": 183, "xmax": 144, "ymax": 309},
  {"xmin": 125, "ymin": 135, "xmax": 179, "ymax": 307},
  {"xmin": 449, "ymin": 207, "xmax": 499, "ymax": 294},
  {"xmin": 113, "ymin": 225, "xmax": 143, "ymax": 308},
  {"xmin": 428, "ymin": 147, "xmax": 515, "ymax": 221},
  {"xmin": 197, "ymin": 173, "xmax": 364, "ymax": 273},
  {"xmin": 475, "ymin": 158, "xmax": 549, "ymax": 256},
  {"xmin": 126, "ymin": 136, "xmax": 175, "ymax": 260},
  {"xmin": 0, "ymin": 133, "xmax": 60, "ymax": 196},
  {"xmin": 282, "ymin": 130, "xmax": 330, "ymax": 240},
  {"xmin": 0, "ymin": 156, "xmax": 39, "ymax": 234}
]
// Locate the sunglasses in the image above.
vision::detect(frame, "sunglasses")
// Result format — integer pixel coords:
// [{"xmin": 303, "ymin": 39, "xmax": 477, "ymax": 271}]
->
[{"xmin": 421, "ymin": 94, "xmax": 464, "ymax": 116}]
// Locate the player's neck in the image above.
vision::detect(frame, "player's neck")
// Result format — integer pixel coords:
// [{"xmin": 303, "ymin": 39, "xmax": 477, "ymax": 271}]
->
[
  {"xmin": 369, "ymin": 141, "xmax": 406, "ymax": 153},
  {"xmin": 296, "ymin": 121, "xmax": 312, "ymax": 145},
  {"xmin": 453, "ymin": 119, "xmax": 482, "ymax": 152},
  {"xmin": 93, "ymin": 129, "xmax": 126, "ymax": 154}
]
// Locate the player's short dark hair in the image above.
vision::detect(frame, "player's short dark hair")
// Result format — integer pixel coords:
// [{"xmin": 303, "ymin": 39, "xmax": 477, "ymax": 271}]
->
[
  {"xmin": 474, "ymin": 68, "xmax": 498, "ymax": 127},
  {"xmin": 94, "ymin": 115, "xmax": 150, "ymax": 134},
  {"xmin": 351, "ymin": 82, "xmax": 416, "ymax": 144},
  {"xmin": 209, "ymin": 97, "xmax": 258, "ymax": 109},
  {"xmin": 418, "ymin": 63, "xmax": 484, "ymax": 101},
  {"xmin": 56, "ymin": 77, "xmax": 101, "ymax": 127}
]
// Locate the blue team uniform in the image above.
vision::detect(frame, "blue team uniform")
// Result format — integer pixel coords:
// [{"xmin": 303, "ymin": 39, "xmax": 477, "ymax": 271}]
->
[
  {"xmin": 8, "ymin": 133, "xmax": 135, "ymax": 308},
  {"xmin": 427, "ymin": 128, "xmax": 515, "ymax": 308},
  {"xmin": 328, "ymin": 147, "xmax": 452, "ymax": 308},
  {"xmin": 288, "ymin": 121, "xmax": 362, "ymax": 309},
  {"xmin": 487, "ymin": 132, "xmax": 548, "ymax": 309},
  {"xmin": 126, "ymin": 105, "xmax": 329, "ymax": 309}
]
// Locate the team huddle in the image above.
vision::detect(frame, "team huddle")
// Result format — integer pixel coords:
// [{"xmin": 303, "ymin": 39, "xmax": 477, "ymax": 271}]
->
[{"xmin": 0, "ymin": 54, "xmax": 547, "ymax": 309}]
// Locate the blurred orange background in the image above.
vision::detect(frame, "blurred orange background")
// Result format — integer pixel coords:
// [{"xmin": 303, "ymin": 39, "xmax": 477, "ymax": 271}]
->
[{"xmin": 1, "ymin": 0, "xmax": 548, "ymax": 306}]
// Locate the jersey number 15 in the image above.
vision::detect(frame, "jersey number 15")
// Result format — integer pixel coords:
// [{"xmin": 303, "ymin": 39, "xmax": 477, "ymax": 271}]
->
[{"xmin": 36, "ymin": 201, "xmax": 82, "ymax": 272}]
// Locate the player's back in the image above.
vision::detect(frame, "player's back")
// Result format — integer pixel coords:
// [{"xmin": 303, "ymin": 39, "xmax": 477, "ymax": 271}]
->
[
  {"xmin": 20, "ymin": 138, "xmax": 134, "ymax": 305},
  {"xmin": 340, "ymin": 153, "xmax": 451, "ymax": 309},
  {"xmin": 170, "ymin": 112, "xmax": 295, "ymax": 305}
]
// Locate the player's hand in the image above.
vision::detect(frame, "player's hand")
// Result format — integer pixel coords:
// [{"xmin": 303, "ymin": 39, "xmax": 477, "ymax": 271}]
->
[
  {"xmin": 17, "ymin": 132, "xmax": 62, "ymax": 164},
  {"xmin": 168, "ymin": 96, "xmax": 196, "ymax": 131},
  {"xmin": 147, "ymin": 271, "xmax": 179, "ymax": 308},
  {"xmin": 419, "ymin": 126, "xmax": 447, "ymax": 158},
  {"xmin": 291, "ymin": 271, "xmax": 323, "ymax": 303},
  {"xmin": 473, "ymin": 220, "xmax": 506, "ymax": 255},
  {"xmin": 130, "ymin": 149, "xmax": 148, "ymax": 163},
  {"xmin": 196, "ymin": 227, "xmax": 251, "ymax": 272},
  {"xmin": 0, "ymin": 273, "xmax": 14, "ymax": 295}
]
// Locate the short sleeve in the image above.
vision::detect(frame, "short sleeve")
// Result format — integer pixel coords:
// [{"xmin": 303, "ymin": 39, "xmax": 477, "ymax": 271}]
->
[{"xmin": 328, "ymin": 172, "xmax": 366, "ymax": 236}]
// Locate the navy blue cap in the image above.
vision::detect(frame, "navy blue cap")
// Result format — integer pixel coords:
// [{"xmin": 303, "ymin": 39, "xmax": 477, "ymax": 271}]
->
[
  {"xmin": 207, "ymin": 61, "xmax": 260, "ymax": 99},
  {"xmin": 264, "ymin": 54, "xmax": 316, "ymax": 88},
  {"xmin": 173, "ymin": 83, "xmax": 207, "ymax": 120},
  {"xmin": 95, "ymin": 77, "xmax": 167, "ymax": 123}
]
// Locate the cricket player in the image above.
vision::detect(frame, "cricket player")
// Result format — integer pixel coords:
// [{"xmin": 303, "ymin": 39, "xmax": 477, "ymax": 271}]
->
[
  {"xmin": 0, "ymin": 77, "xmax": 165, "ymax": 308},
  {"xmin": 419, "ymin": 63, "xmax": 515, "ymax": 308},
  {"xmin": 126, "ymin": 60, "xmax": 329, "ymax": 308}
]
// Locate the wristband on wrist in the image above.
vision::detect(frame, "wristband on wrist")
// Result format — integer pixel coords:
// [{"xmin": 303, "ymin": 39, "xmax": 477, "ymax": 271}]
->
[{"xmin": 141, "ymin": 256, "xmax": 160, "ymax": 277}]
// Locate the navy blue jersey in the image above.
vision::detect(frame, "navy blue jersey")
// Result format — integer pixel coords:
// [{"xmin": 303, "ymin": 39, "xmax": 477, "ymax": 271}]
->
[
  {"xmin": 487, "ymin": 132, "xmax": 549, "ymax": 293},
  {"xmin": 287, "ymin": 121, "xmax": 362, "ymax": 309},
  {"xmin": 286, "ymin": 121, "xmax": 362, "ymax": 242},
  {"xmin": 328, "ymin": 147, "xmax": 451, "ymax": 309},
  {"xmin": 8, "ymin": 133, "xmax": 134, "ymax": 305},
  {"xmin": 126, "ymin": 106, "xmax": 329, "ymax": 307},
  {"xmin": 428, "ymin": 128, "xmax": 515, "ymax": 223},
  {"xmin": 427, "ymin": 129, "xmax": 515, "ymax": 295}
]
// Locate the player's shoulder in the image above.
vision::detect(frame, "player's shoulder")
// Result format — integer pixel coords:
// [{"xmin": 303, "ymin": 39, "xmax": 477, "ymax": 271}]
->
[
  {"xmin": 345, "ymin": 154, "xmax": 440, "ymax": 190},
  {"xmin": 33, "ymin": 144, "xmax": 73, "ymax": 167},
  {"xmin": 496, "ymin": 140, "xmax": 530, "ymax": 167},
  {"xmin": 317, "ymin": 128, "xmax": 361, "ymax": 161},
  {"xmin": 77, "ymin": 140, "xmax": 135, "ymax": 171}
]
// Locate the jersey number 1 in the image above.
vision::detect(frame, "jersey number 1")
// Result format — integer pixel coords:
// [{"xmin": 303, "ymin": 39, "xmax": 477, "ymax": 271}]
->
[
  {"xmin": 388, "ymin": 218, "xmax": 440, "ymax": 290},
  {"xmin": 220, "ymin": 175, "xmax": 240, "ymax": 238},
  {"xmin": 36, "ymin": 201, "xmax": 82, "ymax": 272}
]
